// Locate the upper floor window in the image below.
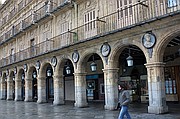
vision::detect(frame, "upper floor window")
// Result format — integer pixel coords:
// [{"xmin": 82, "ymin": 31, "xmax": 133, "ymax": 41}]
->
[
  {"xmin": 84, "ymin": 10, "xmax": 96, "ymax": 32},
  {"xmin": 117, "ymin": 0, "xmax": 132, "ymax": 19},
  {"xmin": 168, "ymin": 0, "xmax": 177, "ymax": 7}
]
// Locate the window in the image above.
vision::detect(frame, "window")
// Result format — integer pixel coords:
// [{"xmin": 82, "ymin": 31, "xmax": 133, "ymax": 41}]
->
[
  {"xmin": 60, "ymin": 21, "xmax": 69, "ymax": 46},
  {"xmin": 84, "ymin": 10, "xmax": 97, "ymax": 38},
  {"xmin": 30, "ymin": 39, "xmax": 35, "ymax": 56},
  {"xmin": 164, "ymin": 67, "xmax": 177, "ymax": 94},
  {"xmin": 168, "ymin": 0, "xmax": 177, "ymax": 7},
  {"xmin": 117, "ymin": 0, "xmax": 132, "ymax": 19},
  {"xmin": 10, "ymin": 48, "xmax": 15, "ymax": 63},
  {"xmin": 84, "ymin": 10, "xmax": 96, "ymax": 32}
]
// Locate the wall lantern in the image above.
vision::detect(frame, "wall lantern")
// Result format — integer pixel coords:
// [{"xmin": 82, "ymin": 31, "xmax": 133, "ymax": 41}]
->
[
  {"xmin": 14, "ymin": 67, "xmax": 17, "ymax": 74},
  {"xmin": 5, "ymin": 75, "xmax": 7, "ymax": 82},
  {"xmin": 90, "ymin": 54, "xmax": 97, "ymax": 72},
  {"xmin": 66, "ymin": 65, "xmax": 71, "ymax": 75},
  {"xmin": 32, "ymin": 71, "xmax": 37, "ymax": 79},
  {"xmin": 22, "ymin": 73, "xmax": 25, "ymax": 80},
  {"xmin": 13, "ymin": 75, "xmax": 15, "ymax": 81},
  {"xmin": 47, "ymin": 68, "xmax": 52, "ymax": 77},
  {"xmin": 24, "ymin": 64, "xmax": 28, "ymax": 72},
  {"xmin": 36, "ymin": 60, "xmax": 41, "ymax": 70},
  {"xmin": 126, "ymin": 48, "xmax": 133, "ymax": 67},
  {"xmin": 6, "ymin": 69, "xmax": 9, "ymax": 76}
]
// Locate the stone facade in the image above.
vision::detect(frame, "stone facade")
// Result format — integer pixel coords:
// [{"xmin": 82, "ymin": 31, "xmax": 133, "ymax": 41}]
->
[{"xmin": 0, "ymin": 0, "xmax": 180, "ymax": 114}]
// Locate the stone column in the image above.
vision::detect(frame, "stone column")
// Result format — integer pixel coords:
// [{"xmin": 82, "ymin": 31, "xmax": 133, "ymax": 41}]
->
[
  {"xmin": 145, "ymin": 62, "xmax": 168, "ymax": 114},
  {"xmin": 24, "ymin": 79, "xmax": 33, "ymax": 102},
  {"xmin": 74, "ymin": 73, "xmax": 88, "ymax": 107},
  {"xmin": 103, "ymin": 68, "xmax": 119, "ymax": 110},
  {"xmin": 7, "ymin": 80, "xmax": 14, "ymax": 100},
  {"xmin": 15, "ymin": 80, "xmax": 22, "ymax": 101},
  {"xmin": 53, "ymin": 75, "xmax": 65, "ymax": 105},
  {"xmin": 37, "ymin": 76, "xmax": 47, "ymax": 103},
  {"xmin": 1, "ymin": 81, "xmax": 7, "ymax": 100}
]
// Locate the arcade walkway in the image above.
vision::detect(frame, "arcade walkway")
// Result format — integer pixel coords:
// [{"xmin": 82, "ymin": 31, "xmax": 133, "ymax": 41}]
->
[{"xmin": 0, "ymin": 100, "xmax": 179, "ymax": 119}]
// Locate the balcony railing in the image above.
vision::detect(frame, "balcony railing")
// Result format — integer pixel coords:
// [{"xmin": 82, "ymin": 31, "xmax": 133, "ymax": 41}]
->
[
  {"xmin": 34, "ymin": 2, "xmax": 51, "ymax": 22},
  {"xmin": 0, "ymin": 0, "xmax": 180, "ymax": 67},
  {"xmin": 18, "ymin": 1, "xmax": 24, "ymax": 12},
  {"xmin": 4, "ymin": 29, "xmax": 13, "ymax": 40},
  {"xmin": 9, "ymin": 8, "xmax": 16, "ymax": 20},
  {"xmin": 23, "ymin": 13, "xmax": 33, "ymax": 29},
  {"xmin": 14, "ymin": 21, "xmax": 22, "ymax": 35}
]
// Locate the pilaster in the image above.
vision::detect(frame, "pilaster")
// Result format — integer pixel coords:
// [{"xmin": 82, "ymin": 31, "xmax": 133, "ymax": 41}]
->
[
  {"xmin": 74, "ymin": 72, "xmax": 88, "ymax": 107},
  {"xmin": 145, "ymin": 62, "xmax": 168, "ymax": 114},
  {"xmin": 103, "ymin": 68, "xmax": 119, "ymax": 110}
]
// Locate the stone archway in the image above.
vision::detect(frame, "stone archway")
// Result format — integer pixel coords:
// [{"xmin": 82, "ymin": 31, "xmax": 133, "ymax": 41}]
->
[
  {"xmin": 1, "ymin": 73, "xmax": 7, "ymax": 100},
  {"xmin": 25, "ymin": 66, "xmax": 38, "ymax": 102},
  {"xmin": 38, "ymin": 62, "xmax": 54, "ymax": 103},
  {"xmin": 155, "ymin": 30, "xmax": 180, "ymax": 110},
  {"xmin": 76, "ymin": 49, "xmax": 104, "ymax": 107},
  {"xmin": 106, "ymin": 40, "xmax": 147, "ymax": 110},
  {"xmin": 7, "ymin": 71, "xmax": 15, "ymax": 100},
  {"xmin": 15, "ymin": 68, "xmax": 25, "ymax": 101}
]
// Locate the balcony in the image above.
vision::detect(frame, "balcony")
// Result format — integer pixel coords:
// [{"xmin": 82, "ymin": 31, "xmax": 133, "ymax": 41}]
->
[
  {"xmin": 4, "ymin": 29, "xmax": 13, "ymax": 40},
  {"xmin": 0, "ymin": 0, "xmax": 180, "ymax": 67}
]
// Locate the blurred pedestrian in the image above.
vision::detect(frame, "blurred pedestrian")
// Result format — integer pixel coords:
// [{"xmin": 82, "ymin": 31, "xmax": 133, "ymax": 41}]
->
[{"xmin": 118, "ymin": 84, "xmax": 131, "ymax": 119}]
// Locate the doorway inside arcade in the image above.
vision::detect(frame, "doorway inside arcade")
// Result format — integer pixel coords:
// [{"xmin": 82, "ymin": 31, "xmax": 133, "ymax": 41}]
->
[
  {"xmin": 86, "ymin": 74, "xmax": 105, "ymax": 101},
  {"xmin": 163, "ymin": 35, "xmax": 180, "ymax": 103}
]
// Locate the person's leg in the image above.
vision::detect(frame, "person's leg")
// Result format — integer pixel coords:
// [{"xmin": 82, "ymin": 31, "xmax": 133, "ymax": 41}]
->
[
  {"xmin": 125, "ymin": 107, "xmax": 131, "ymax": 119},
  {"xmin": 118, "ymin": 106, "xmax": 127, "ymax": 119}
]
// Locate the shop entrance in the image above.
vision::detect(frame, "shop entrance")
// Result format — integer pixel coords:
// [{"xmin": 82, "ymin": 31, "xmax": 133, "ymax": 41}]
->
[{"xmin": 86, "ymin": 74, "xmax": 105, "ymax": 101}]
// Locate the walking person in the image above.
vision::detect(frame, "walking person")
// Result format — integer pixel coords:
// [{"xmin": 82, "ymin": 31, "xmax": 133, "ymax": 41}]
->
[{"xmin": 118, "ymin": 84, "xmax": 131, "ymax": 119}]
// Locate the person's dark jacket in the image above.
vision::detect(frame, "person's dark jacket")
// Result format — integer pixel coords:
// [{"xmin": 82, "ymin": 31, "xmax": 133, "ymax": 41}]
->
[{"xmin": 118, "ymin": 90, "xmax": 131, "ymax": 106}]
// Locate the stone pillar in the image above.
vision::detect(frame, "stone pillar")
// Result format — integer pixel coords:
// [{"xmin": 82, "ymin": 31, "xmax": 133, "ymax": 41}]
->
[
  {"xmin": 7, "ymin": 80, "xmax": 14, "ymax": 100},
  {"xmin": 1, "ymin": 81, "xmax": 7, "ymax": 100},
  {"xmin": 145, "ymin": 62, "xmax": 168, "ymax": 114},
  {"xmin": 37, "ymin": 76, "xmax": 47, "ymax": 103},
  {"xmin": 74, "ymin": 73, "xmax": 88, "ymax": 107},
  {"xmin": 24, "ymin": 79, "xmax": 33, "ymax": 102},
  {"xmin": 15, "ymin": 80, "xmax": 22, "ymax": 101},
  {"xmin": 103, "ymin": 68, "xmax": 119, "ymax": 110},
  {"xmin": 53, "ymin": 75, "xmax": 65, "ymax": 105}
]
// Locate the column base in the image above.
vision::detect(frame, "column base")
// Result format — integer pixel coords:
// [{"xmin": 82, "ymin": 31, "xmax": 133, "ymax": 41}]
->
[
  {"xmin": 74, "ymin": 102, "xmax": 88, "ymax": 108},
  {"xmin": 15, "ymin": 97, "xmax": 23, "ymax": 101},
  {"xmin": 148, "ymin": 105, "xmax": 168, "ymax": 114},
  {"xmin": 104, "ymin": 104, "xmax": 116, "ymax": 110},
  {"xmin": 53, "ymin": 100, "xmax": 65, "ymax": 105},
  {"xmin": 24, "ymin": 99, "xmax": 33, "ymax": 102},
  {"xmin": 37, "ymin": 99, "xmax": 47, "ymax": 104},
  {"xmin": 7, "ymin": 98, "xmax": 14, "ymax": 101}
]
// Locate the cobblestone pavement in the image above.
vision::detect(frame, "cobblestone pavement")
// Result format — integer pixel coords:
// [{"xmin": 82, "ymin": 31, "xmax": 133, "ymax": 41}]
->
[{"xmin": 0, "ymin": 100, "xmax": 179, "ymax": 119}]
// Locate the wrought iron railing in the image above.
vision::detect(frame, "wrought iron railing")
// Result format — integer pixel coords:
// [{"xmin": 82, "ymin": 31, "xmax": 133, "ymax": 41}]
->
[{"xmin": 0, "ymin": 0, "xmax": 180, "ymax": 67}]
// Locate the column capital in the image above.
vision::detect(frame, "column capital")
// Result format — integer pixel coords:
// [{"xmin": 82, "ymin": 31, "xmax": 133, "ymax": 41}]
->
[
  {"xmin": 102, "ymin": 68, "xmax": 119, "ymax": 73},
  {"xmin": 73, "ymin": 72, "xmax": 87, "ymax": 76},
  {"xmin": 145, "ymin": 62, "xmax": 165, "ymax": 68},
  {"xmin": 38, "ymin": 76, "xmax": 46, "ymax": 80},
  {"xmin": 53, "ymin": 75, "xmax": 64, "ymax": 79}
]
